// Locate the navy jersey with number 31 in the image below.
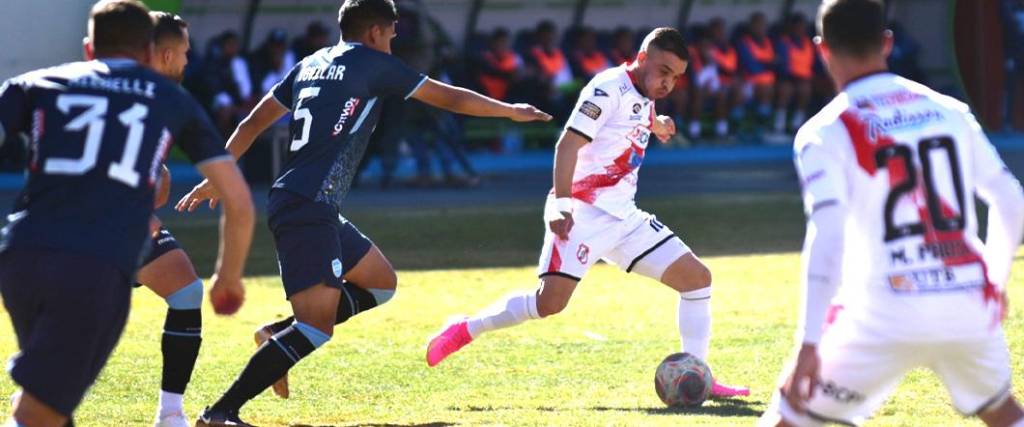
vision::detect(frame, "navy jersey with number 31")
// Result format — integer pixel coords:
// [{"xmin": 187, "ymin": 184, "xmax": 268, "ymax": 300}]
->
[
  {"xmin": 270, "ymin": 43, "xmax": 426, "ymax": 209},
  {"xmin": 0, "ymin": 58, "xmax": 229, "ymax": 275}
]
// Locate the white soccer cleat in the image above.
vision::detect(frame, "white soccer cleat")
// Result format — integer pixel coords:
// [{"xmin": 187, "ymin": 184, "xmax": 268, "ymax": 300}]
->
[{"xmin": 153, "ymin": 411, "xmax": 190, "ymax": 427}]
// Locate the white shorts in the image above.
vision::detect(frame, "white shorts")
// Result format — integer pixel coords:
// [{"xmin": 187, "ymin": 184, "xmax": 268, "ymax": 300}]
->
[
  {"xmin": 536, "ymin": 202, "xmax": 691, "ymax": 282},
  {"xmin": 762, "ymin": 313, "xmax": 1013, "ymax": 426}
]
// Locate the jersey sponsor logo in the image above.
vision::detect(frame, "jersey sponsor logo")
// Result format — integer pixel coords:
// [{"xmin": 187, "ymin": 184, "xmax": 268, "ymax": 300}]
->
[
  {"xmin": 594, "ymin": 87, "xmax": 608, "ymax": 97},
  {"xmin": 579, "ymin": 100, "xmax": 602, "ymax": 120},
  {"xmin": 619, "ymin": 82, "xmax": 631, "ymax": 95},
  {"xmin": 297, "ymin": 64, "xmax": 347, "ymax": 83},
  {"xmin": 887, "ymin": 263, "xmax": 986, "ymax": 293},
  {"xmin": 853, "ymin": 89, "xmax": 925, "ymax": 108},
  {"xmin": 632, "ymin": 103, "xmax": 642, "ymax": 114},
  {"xmin": 331, "ymin": 97, "xmax": 361, "ymax": 136},
  {"xmin": 819, "ymin": 380, "xmax": 865, "ymax": 404},
  {"xmin": 649, "ymin": 217, "xmax": 665, "ymax": 232},
  {"xmin": 576, "ymin": 243, "xmax": 589, "ymax": 264},
  {"xmin": 864, "ymin": 109, "xmax": 944, "ymax": 141}
]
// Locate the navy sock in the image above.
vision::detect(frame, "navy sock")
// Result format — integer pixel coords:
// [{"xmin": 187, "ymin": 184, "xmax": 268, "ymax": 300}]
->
[
  {"xmin": 210, "ymin": 326, "xmax": 317, "ymax": 413},
  {"xmin": 161, "ymin": 308, "xmax": 202, "ymax": 394}
]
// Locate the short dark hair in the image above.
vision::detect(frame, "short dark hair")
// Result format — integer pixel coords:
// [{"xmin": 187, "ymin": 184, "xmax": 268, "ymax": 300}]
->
[
  {"xmin": 817, "ymin": 0, "xmax": 886, "ymax": 57},
  {"xmin": 641, "ymin": 27, "xmax": 689, "ymax": 62},
  {"xmin": 89, "ymin": 0, "xmax": 154, "ymax": 57},
  {"xmin": 337, "ymin": 0, "xmax": 397, "ymax": 40},
  {"xmin": 151, "ymin": 11, "xmax": 187, "ymax": 45}
]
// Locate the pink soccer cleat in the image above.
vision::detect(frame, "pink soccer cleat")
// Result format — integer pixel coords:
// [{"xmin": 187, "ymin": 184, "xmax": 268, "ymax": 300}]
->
[
  {"xmin": 710, "ymin": 379, "xmax": 751, "ymax": 398},
  {"xmin": 426, "ymin": 319, "xmax": 473, "ymax": 367}
]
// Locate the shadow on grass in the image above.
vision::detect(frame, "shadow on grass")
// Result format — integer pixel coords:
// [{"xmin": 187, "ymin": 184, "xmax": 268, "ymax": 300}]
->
[
  {"xmin": 448, "ymin": 398, "xmax": 762, "ymax": 418},
  {"xmin": 294, "ymin": 421, "xmax": 458, "ymax": 423}
]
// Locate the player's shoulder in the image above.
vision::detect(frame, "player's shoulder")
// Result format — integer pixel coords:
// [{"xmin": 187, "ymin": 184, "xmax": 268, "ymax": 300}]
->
[
  {"xmin": 894, "ymin": 76, "xmax": 970, "ymax": 114},
  {"xmin": 586, "ymin": 66, "xmax": 630, "ymax": 98},
  {"xmin": 794, "ymin": 93, "xmax": 852, "ymax": 155}
]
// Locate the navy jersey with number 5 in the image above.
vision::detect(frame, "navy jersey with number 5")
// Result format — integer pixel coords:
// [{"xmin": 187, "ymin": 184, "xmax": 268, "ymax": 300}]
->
[
  {"xmin": 0, "ymin": 58, "xmax": 230, "ymax": 275},
  {"xmin": 270, "ymin": 42, "xmax": 426, "ymax": 209}
]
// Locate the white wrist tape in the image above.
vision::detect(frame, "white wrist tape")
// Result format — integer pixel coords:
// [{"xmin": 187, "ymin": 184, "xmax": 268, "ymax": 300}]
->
[{"xmin": 543, "ymin": 197, "xmax": 573, "ymax": 222}]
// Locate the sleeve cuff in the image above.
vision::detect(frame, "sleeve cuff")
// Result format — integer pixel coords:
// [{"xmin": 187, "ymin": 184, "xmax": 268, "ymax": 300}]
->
[
  {"xmin": 404, "ymin": 75, "xmax": 429, "ymax": 100},
  {"xmin": 270, "ymin": 92, "xmax": 291, "ymax": 111},
  {"xmin": 566, "ymin": 126, "xmax": 593, "ymax": 142}
]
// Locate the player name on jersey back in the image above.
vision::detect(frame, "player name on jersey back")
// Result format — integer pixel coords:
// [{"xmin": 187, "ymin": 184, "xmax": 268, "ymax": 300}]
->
[{"xmin": 68, "ymin": 75, "xmax": 156, "ymax": 98}]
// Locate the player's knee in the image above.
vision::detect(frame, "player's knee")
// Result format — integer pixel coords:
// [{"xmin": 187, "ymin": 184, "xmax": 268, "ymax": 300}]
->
[
  {"xmin": 536, "ymin": 293, "xmax": 570, "ymax": 317},
  {"xmin": 293, "ymin": 321, "xmax": 332, "ymax": 347},
  {"xmin": 368, "ymin": 288, "xmax": 396, "ymax": 307},
  {"xmin": 165, "ymin": 279, "xmax": 203, "ymax": 310}
]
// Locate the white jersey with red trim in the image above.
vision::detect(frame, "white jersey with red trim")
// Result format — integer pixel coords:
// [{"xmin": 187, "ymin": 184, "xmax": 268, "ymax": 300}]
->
[
  {"xmin": 562, "ymin": 64, "xmax": 655, "ymax": 219},
  {"xmin": 795, "ymin": 72, "xmax": 1008, "ymax": 341}
]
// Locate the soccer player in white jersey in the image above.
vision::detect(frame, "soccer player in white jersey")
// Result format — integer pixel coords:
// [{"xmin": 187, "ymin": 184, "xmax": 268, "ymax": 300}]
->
[
  {"xmin": 762, "ymin": 1, "xmax": 1024, "ymax": 426},
  {"xmin": 425, "ymin": 27, "xmax": 750, "ymax": 398}
]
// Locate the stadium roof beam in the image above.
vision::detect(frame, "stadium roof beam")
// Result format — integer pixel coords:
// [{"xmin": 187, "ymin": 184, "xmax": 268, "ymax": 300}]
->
[
  {"xmin": 572, "ymin": 0, "xmax": 591, "ymax": 27},
  {"xmin": 678, "ymin": 0, "xmax": 695, "ymax": 28},
  {"xmin": 463, "ymin": 0, "xmax": 485, "ymax": 53}
]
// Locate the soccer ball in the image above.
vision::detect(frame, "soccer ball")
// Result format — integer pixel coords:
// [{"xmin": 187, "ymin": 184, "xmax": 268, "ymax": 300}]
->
[{"xmin": 654, "ymin": 352, "xmax": 713, "ymax": 408}]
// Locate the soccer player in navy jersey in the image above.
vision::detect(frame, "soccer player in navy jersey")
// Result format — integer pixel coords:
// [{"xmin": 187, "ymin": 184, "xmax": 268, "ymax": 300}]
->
[
  {"xmin": 0, "ymin": 1, "xmax": 255, "ymax": 426},
  {"xmin": 129, "ymin": 11, "xmax": 210, "ymax": 427},
  {"xmin": 176, "ymin": 0, "xmax": 550, "ymax": 424}
]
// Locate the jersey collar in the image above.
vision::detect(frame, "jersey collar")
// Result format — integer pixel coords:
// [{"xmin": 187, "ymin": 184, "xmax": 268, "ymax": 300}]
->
[{"xmin": 624, "ymin": 62, "xmax": 648, "ymax": 99}]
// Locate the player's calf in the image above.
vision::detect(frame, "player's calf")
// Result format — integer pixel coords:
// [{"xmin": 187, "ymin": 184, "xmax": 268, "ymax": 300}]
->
[
  {"xmin": 979, "ymin": 396, "xmax": 1024, "ymax": 427},
  {"xmin": 159, "ymin": 279, "xmax": 203, "ymax": 422}
]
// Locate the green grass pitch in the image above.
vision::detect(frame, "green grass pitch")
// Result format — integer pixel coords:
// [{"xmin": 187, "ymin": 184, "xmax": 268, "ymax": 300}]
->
[{"xmin": 0, "ymin": 194, "xmax": 1020, "ymax": 426}]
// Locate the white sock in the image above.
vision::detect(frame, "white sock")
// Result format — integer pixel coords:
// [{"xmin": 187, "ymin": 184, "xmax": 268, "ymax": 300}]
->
[
  {"xmin": 791, "ymin": 110, "xmax": 806, "ymax": 129},
  {"xmin": 774, "ymin": 110, "xmax": 787, "ymax": 132},
  {"xmin": 715, "ymin": 120, "xmax": 728, "ymax": 136},
  {"xmin": 688, "ymin": 121, "xmax": 701, "ymax": 137},
  {"xmin": 678, "ymin": 287, "xmax": 712, "ymax": 361},
  {"xmin": 158, "ymin": 391, "xmax": 184, "ymax": 416},
  {"xmin": 466, "ymin": 291, "xmax": 540, "ymax": 338}
]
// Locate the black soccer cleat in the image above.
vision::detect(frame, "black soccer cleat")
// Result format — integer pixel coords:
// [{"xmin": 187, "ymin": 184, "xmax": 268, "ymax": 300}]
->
[{"xmin": 194, "ymin": 407, "xmax": 256, "ymax": 427}]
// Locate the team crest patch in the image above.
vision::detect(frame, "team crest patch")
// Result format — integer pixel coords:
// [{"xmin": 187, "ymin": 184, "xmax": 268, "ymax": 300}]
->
[
  {"xmin": 594, "ymin": 87, "xmax": 608, "ymax": 97},
  {"xmin": 579, "ymin": 101, "xmax": 602, "ymax": 120},
  {"xmin": 577, "ymin": 243, "xmax": 590, "ymax": 264},
  {"xmin": 332, "ymin": 258, "xmax": 343, "ymax": 278},
  {"xmin": 632, "ymin": 103, "xmax": 642, "ymax": 114}
]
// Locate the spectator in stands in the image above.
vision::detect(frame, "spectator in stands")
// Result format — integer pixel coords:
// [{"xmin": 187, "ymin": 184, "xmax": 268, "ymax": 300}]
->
[
  {"xmin": 737, "ymin": 12, "xmax": 776, "ymax": 123},
  {"xmin": 607, "ymin": 26, "xmax": 636, "ymax": 65},
  {"xmin": 251, "ymin": 29, "xmax": 295, "ymax": 94},
  {"xmin": 478, "ymin": 27, "xmax": 523, "ymax": 101},
  {"xmin": 706, "ymin": 18, "xmax": 743, "ymax": 138},
  {"xmin": 291, "ymin": 21, "xmax": 330, "ymax": 60},
  {"xmin": 774, "ymin": 13, "xmax": 815, "ymax": 133},
  {"xmin": 1004, "ymin": 0, "xmax": 1024, "ymax": 131},
  {"xmin": 527, "ymin": 20, "xmax": 573, "ymax": 96},
  {"xmin": 569, "ymin": 26, "xmax": 611, "ymax": 80},
  {"xmin": 203, "ymin": 31, "xmax": 253, "ymax": 136},
  {"xmin": 674, "ymin": 26, "xmax": 711, "ymax": 140}
]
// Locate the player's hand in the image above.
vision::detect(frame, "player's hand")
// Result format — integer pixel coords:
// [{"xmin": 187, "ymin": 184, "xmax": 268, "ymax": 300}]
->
[
  {"xmin": 175, "ymin": 179, "xmax": 221, "ymax": 212},
  {"xmin": 781, "ymin": 343, "xmax": 820, "ymax": 414},
  {"xmin": 154, "ymin": 165, "xmax": 171, "ymax": 209},
  {"xmin": 509, "ymin": 103, "xmax": 553, "ymax": 122},
  {"xmin": 652, "ymin": 115, "xmax": 676, "ymax": 143},
  {"xmin": 149, "ymin": 215, "xmax": 162, "ymax": 237},
  {"xmin": 209, "ymin": 273, "xmax": 245, "ymax": 315},
  {"xmin": 548, "ymin": 212, "xmax": 574, "ymax": 240}
]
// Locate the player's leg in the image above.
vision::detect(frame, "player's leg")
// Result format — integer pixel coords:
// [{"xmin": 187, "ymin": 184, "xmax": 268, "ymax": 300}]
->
[
  {"xmin": 759, "ymin": 316, "xmax": 914, "ymax": 427},
  {"xmin": 137, "ymin": 229, "xmax": 203, "ymax": 427},
  {"xmin": 792, "ymin": 79, "xmax": 812, "ymax": 130},
  {"xmin": 2, "ymin": 250, "xmax": 131, "ymax": 427},
  {"xmin": 775, "ymin": 79, "xmax": 794, "ymax": 133},
  {"xmin": 930, "ymin": 335, "xmax": 1023, "ymax": 427},
  {"xmin": 198, "ymin": 283, "xmax": 337, "ymax": 426},
  {"xmin": 256, "ymin": 223, "xmax": 396, "ymax": 399},
  {"xmin": 427, "ymin": 203, "xmax": 614, "ymax": 367}
]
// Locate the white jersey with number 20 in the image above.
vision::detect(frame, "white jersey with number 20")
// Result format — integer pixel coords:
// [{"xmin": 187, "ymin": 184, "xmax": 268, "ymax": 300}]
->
[{"xmin": 795, "ymin": 72, "xmax": 1008, "ymax": 342}]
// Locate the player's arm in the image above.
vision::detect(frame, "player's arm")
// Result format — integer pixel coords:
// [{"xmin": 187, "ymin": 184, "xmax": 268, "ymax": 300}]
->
[
  {"xmin": 196, "ymin": 158, "xmax": 255, "ymax": 314},
  {"xmin": 224, "ymin": 92, "xmax": 289, "ymax": 160},
  {"xmin": 411, "ymin": 78, "xmax": 551, "ymax": 122},
  {"xmin": 546, "ymin": 129, "xmax": 589, "ymax": 239},
  {"xmin": 783, "ymin": 135, "xmax": 849, "ymax": 413},
  {"xmin": 0, "ymin": 78, "xmax": 30, "ymax": 148},
  {"xmin": 969, "ymin": 114, "xmax": 1024, "ymax": 303}
]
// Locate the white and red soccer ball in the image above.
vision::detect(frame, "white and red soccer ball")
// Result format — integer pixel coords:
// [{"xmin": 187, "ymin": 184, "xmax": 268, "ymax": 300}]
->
[{"xmin": 654, "ymin": 352, "xmax": 712, "ymax": 408}]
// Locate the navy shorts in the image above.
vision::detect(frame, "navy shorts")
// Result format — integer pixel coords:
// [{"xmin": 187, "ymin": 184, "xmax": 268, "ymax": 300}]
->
[
  {"xmin": 267, "ymin": 190, "xmax": 373, "ymax": 298},
  {"xmin": 0, "ymin": 248, "xmax": 131, "ymax": 416},
  {"xmin": 134, "ymin": 227, "xmax": 183, "ymax": 288}
]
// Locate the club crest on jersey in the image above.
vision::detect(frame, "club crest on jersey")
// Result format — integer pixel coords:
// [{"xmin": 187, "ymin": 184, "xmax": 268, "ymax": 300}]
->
[
  {"xmin": 576, "ymin": 243, "xmax": 589, "ymax": 264},
  {"xmin": 579, "ymin": 101, "xmax": 602, "ymax": 120},
  {"xmin": 594, "ymin": 87, "xmax": 608, "ymax": 97},
  {"xmin": 332, "ymin": 97, "xmax": 361, "ymax": 136},
  {"xmin": 332, "ymin": 258, "xmax": 343, "ymax": 278}
]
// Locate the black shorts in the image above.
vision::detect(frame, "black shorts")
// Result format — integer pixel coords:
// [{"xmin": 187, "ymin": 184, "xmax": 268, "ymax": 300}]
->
[
  {"xmin": 0, "ymin": 248, "xmax": 131, "ymax": 416},
  {"xmin": 267, "ymin": 190, "xmax": 373, "ymax": 298}
]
